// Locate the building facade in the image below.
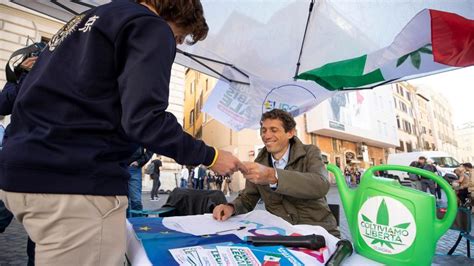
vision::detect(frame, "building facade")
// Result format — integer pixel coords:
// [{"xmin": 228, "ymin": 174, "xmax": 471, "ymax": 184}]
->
[
  {"xmin": 456, "ymin": 122, "xmax": 474, "ymax": 163},
  {"xmin": 418, "ymin": 87, "xmax": 459, "ymax": 157},
  {"xmin": 306, "ymin": 85, "xmax": 399, "ymax": 178},
  {"xmin": 414, "ymin": 89, "xmax": 436, "ymax": 151},
  {"xmin": 392, "ymin": 82, "xmax": 419, "ymax": 153}
]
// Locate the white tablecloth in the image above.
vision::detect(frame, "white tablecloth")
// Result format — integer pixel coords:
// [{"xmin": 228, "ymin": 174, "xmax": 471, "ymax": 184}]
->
[{"xmin": 126, "ymin": 210, "xmax": 379, "ymax": 265}]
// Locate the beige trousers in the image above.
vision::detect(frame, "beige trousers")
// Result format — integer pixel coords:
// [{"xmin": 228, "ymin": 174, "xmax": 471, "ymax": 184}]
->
[{"xmin": 0, "ymin": 190, "xmax": 127, "ymax": 266}]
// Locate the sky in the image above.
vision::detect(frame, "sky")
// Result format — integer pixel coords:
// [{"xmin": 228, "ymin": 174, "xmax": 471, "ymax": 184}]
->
[{"xmin": 410, "ymin": 66, "xmax": 474, "ymax": 128}]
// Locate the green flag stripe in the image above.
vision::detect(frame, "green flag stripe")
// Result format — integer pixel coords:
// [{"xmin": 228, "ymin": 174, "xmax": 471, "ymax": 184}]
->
[{"xmin": 297, "ymin": 55, "xmax": 385, "ymax": 91}]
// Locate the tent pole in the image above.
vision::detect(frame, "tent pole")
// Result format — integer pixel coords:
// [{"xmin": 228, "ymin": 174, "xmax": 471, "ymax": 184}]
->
[
  {"xmin": 294, "ymin": 0, "xmax": 316, "ymax": 80},
  {"xmin": 51, "ymin": 0, "xmax": 79, "ymax": 15},
  {"xmin": 177, "ymin": 49, "xmax": 250, "ymax": 85}
]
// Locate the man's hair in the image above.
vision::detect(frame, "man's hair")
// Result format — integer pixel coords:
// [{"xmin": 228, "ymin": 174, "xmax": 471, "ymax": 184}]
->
[
  {"xmin": 138, "ymin": 0, "xmax": 208, "ymax": 44},
  {"xmin": 260, "ymin": 109, "xmax": 296, "ymax": 132},
  {"xmin": 418, "ymin": 156, "xmax": 427, "ymax": 161},
  {"xmin": 462, "ymin": 162, "xmax": 473, "ymax": 169}
]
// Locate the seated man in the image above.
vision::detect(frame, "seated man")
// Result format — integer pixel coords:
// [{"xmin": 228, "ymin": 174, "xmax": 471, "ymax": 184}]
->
[{"xmin": 213, "ymin": 109, "xmax": 339, "ymax": 237}]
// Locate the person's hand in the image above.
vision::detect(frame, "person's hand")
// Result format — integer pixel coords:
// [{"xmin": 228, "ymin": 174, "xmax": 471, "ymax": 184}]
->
[
  {"xmin": 130, "ymin": 161, "xmax": 139, "ymax": 167},
  {"xmin": 212, "ymin": 204, "xmax": 234, "ymax": 221},
  {"xmin": 242, "ymin": 162, "xmax": 277, "ymax": 185},
  {"xmin": 210, "ymin": 149, "xmax": 248, "ymax": 176},
  {"xmin": 19, "ymin": 56, "xmax": 38, "ymax": 71}
]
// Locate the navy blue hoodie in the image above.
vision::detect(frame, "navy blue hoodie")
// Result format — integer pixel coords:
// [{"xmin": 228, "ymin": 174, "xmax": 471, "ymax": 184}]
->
[{"xmin": 0, "ymin": 0, "xmax": 215, "ymax": 195}]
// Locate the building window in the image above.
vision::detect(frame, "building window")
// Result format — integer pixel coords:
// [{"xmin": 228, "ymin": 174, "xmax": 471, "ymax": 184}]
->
[
  {"xmin": 200, "ymin": 92, "xmax": 203, "ymax": 109},
  {"xmin": 196, "ymin": 92, "xmax": 203, "ymax": 118},
  {"xmin": 424, "ymin": 141, "xmax": 430, "ymax": 150},
  {"xmin": 195, "ymin": 101, "xmax": 200, "ymax": 118},
  {"xmin": 398, "ymin": 141, "xmax": 405, "ymax": 152},
  {"xmin": 399, "ymin": 102, "xmax": 407, "ymax": 113},
  {"xmin": 406, "ymin": 142, "xmax": 413, "ymax": 152},
  {"xmin": 393, "ymin": 97, "xmax": 397, "ymax": 108},
  {"xmin": 332, "ymin": 138, "xmax": 338, "ymax": 152},
  {"xmin": 406, "ymin": 92, "xmax": 411, "ymax": 101},
  {"xmin": 189, "ymin": 109, "xmax": 194, "ymax": 126},
  {"xmin": 397, "ymin": 118, "xmax": 401, "ymax": 129},
  {"xmin": 189, "ymin": 81, "xmax": 194, "ymax": 94},
  {"xmin": 403, "ymin": 120, "xmax": 412, "ymax": 134},
  {"xmin": 205, "ymin": 79, "xmax": 209, "ymax": 91}
]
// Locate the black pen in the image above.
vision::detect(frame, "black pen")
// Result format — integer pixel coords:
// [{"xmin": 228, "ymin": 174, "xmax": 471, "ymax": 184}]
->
[{"xmin": 215, "ymin": 226, "xmax": 246, "ymax": 234}]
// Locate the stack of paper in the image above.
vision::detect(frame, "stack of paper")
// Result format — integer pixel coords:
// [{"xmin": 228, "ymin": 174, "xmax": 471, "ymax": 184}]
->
[{"xmin": 169, "ymin": 242, "xmax": 304, "ymax": 266}]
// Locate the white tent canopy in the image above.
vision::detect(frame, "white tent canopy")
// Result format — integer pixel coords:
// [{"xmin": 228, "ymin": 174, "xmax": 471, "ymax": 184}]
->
[{"xmin": 9, "ymin": 0, "xmax": 474, "ymax": 84}]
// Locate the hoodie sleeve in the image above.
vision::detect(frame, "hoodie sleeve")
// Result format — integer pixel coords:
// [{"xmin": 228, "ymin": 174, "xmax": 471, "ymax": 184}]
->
[{"xmin": 115, "ymin": 16, "xmax": 214, "ymax": 166}]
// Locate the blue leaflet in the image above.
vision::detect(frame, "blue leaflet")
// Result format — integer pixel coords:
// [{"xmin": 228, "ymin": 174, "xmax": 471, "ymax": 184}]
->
[{"xmin": 128, "ymin": 217, "xmax": 242, "ymax": 265}]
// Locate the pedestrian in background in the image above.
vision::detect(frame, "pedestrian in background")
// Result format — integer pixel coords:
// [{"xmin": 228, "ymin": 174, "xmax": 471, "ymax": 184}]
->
[
  {"xmin": 150, "ymin": 156, "xmax": 162, "ymax": 201},
  {"xmin": 127, "ymin": 146, "xmax": 153, "ymax": 216},
  {"xmin": 222, "ymin": 175, "xmax": 232, "ymax": 196},
  {"xmin": 180, "ymin": 165, "xmax": 189, "ymax": 188},
  {"xmin": 422, "ymin": 159, "xmax": 437, "ymax": 196},
  {"xmin": 409, "ymin": 156, "xmax": 426, "ymax": 191}
]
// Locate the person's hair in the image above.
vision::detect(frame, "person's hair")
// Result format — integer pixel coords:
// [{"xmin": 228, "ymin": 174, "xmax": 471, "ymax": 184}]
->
[
  {"xmin": 462, "ymin": 162, "xmax": 473, "ymax": 169},
  {"xmin": 260, "ymin": 109, "xmax": 296, "ymax": 132},
  {"xmin": 418, "ymin": 156, "xmax": 426, "ymax": 161},
  {"xmin": 138, "ymin": 0, "xmax": 208, "ymax": 44}
]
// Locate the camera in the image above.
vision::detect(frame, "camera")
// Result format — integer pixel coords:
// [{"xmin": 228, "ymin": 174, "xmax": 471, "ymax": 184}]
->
[
  {"xmin": 5, "ymin": 42, "xmax": 47, "ymax": 83},
  {"xmin": 27, "ymin": 42, "xmax": 47, "ymax": 58}
]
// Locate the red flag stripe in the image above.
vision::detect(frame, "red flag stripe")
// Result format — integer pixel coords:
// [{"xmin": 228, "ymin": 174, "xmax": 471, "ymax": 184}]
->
[{"xmin": 430, "ymin": 9, "xmax": 474, "ymax": 67}]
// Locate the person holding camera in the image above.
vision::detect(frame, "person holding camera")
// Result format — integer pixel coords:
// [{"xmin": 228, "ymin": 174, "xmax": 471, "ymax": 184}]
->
[{"xmin": 0, "ymin": 48, "xmax": 40, "ymax": 266}]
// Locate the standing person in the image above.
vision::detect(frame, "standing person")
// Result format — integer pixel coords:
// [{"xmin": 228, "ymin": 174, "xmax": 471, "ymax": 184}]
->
[
  {"xmin": 180, "ymin": 165, "xmax": 189, "ymax": 188},
  {"xmin": 0, "ymin": 54, "xmax": 39, "ymax": 266},
  {"xmin": 208, "ymin": 170, "xmax": 217, "ymax": 190},
  {"xmin": 127, "ymin": 146, "xmax": 153, "ymax": 216},
  {"xmin": 222, "ymin": 175, "xmax": 232, "ymax": 196},
  {"xmin": 188, "ymin": 166, "xmax": 195, "ymax": 189},
  {"xmin": 456, "ymin": 163, "xmax": 472, "ymax": 205},
  {"xmin": 193, "ymin": 165, "xmax": 200, "ymax": 189},
  {"xmin": 0, "ymin": 1, "xmax": 245, "ymax": 264},
  {"xmin": 150, "ymin": 156, "xmax": 162, "ymax": 201},
  {"xmin": 216, "ymin": 174, "xmax": 223, "ymax": 191},
  {"xmin": 198, "ymin": 165, "xmax": 206, "ymax": 189},
  {"xmin": 213, "ymin": 109, "xmax": 339, "ymax": 237},
  {"xmin": 409, "ymin": 156, "xmax": 426, "ymax": 191},
  {"xmin": 432, "ymin": 162, "xmax": 443, "ymax": 200},
  {"xmin": 422, "ymin": 159, "xmax": 437, "ymax": 196},
  {"xmin": 344, "ymin": 167, "xmax": 352, "ymax": 187}
]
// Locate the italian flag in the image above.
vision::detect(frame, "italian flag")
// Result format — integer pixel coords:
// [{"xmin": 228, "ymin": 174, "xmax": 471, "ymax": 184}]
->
[{"xmin": 297, "ymin": 9, "xmax": 474, "ymax": 90}]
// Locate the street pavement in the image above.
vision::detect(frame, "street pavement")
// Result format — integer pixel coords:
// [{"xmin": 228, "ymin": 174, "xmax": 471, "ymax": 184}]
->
[{"xmin": 1, "ymin": 186, "xmax": 473, "ymax": 265}]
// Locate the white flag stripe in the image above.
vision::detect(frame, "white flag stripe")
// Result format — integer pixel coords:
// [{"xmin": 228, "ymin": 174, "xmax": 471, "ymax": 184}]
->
[{"xmin": 364, "ymin": 9, "xmax": 431, "ymax": 74}]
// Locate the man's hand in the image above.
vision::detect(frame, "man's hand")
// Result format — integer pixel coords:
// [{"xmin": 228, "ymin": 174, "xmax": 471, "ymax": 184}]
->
[
  {"xmin": 130, "ymin": 161, "xmax": 139, "ymax": 167},
  {"xmin": 19, "ymin": 56, "xmax": 38, "ymax": 71},
  {"xmin": 242, "ymin": 162, "xmax": 277, "ymax": 185},
  {"xmin": 212, "ymin": 204, "xmax": 234, "ymax": 221},
  {"xmin": 210, "ymin": 149, "xmax": 248, "ymax": 176}
]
